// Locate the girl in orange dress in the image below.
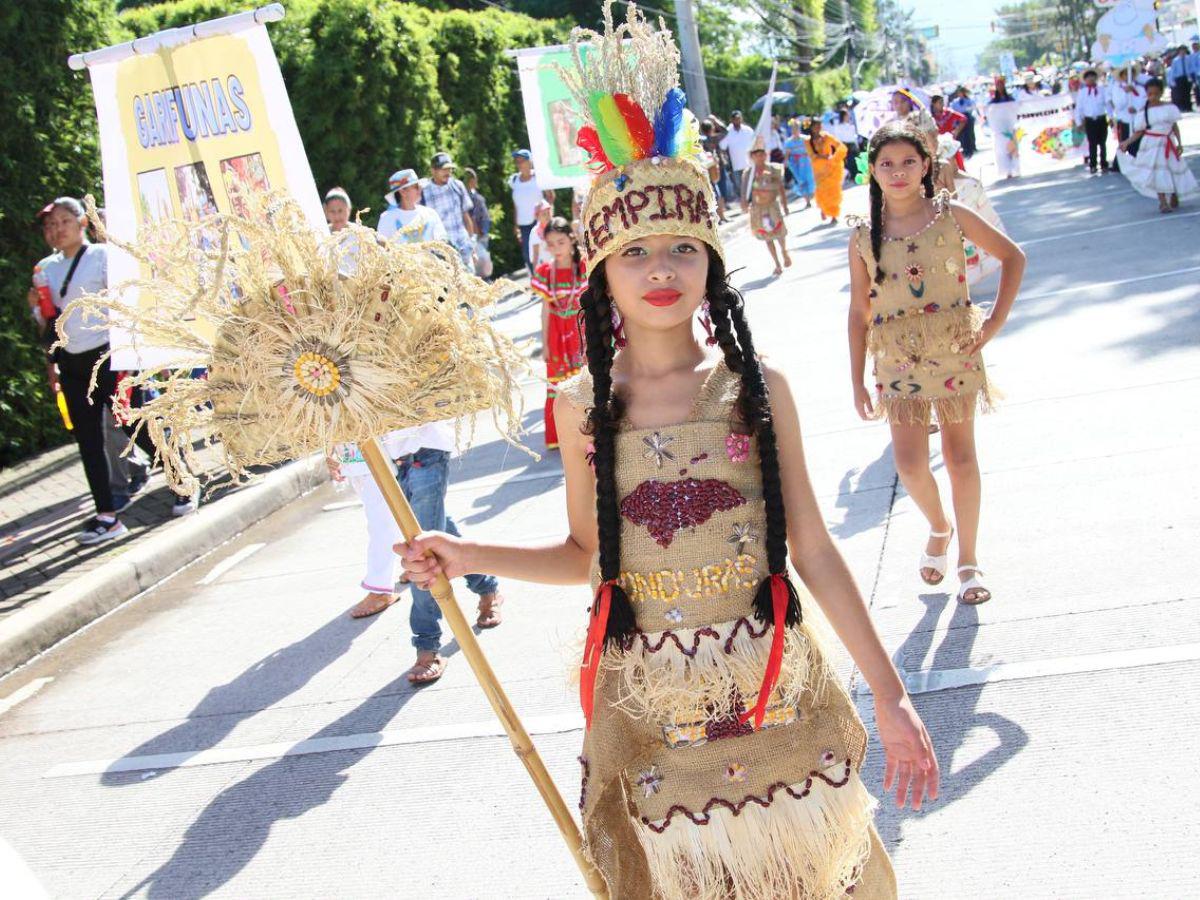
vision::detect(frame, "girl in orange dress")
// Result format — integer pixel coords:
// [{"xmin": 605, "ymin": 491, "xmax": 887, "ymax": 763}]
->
[
  {"xmin": 810, "ymin": 119, "xmax": 848, "ymax": 223},
  {"xmin": 530, "ymin": 216, "xmax": 586, "ymax": 450}
]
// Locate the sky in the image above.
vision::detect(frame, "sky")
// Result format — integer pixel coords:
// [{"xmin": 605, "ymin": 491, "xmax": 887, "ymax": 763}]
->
[{"xmin": 907, "ymin": 0, "xmax": 997, "ymax": 79}]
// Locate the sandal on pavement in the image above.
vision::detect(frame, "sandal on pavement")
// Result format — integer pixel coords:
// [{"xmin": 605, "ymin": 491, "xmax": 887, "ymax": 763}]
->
[
  {"xmin": 919, "ymin": 527, "xmax": 954, "ymax": 585},
  {"xmin": 956, "ymin": 565, "xmax": 992, "ymax": 605},
  {"xmin": 476, "ymin": 593, "xmax": 505, "ymax": 629},
  {"xmin": 407, "ymin": 652, "xmax": 447, "ymax": 684},
  {"xmin": 349, "ymin": 592, "xmax": 396, "ymax": 619}
]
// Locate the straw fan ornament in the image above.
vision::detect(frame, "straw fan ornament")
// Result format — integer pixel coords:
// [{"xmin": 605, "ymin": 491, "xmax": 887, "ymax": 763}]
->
[{"xmin": 58, "ymin": 193, "xmax": 609, "ymax": 898}]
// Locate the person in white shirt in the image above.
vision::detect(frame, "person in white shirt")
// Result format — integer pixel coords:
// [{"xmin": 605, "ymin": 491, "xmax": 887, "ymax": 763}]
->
[
  {"xmin": 1074, "ymin": 69, "xmax": 1111, "ymax": 173},
  {"xmin": 509, "ymin": 148, "xmax": 554, "ymax": 272},
  {"xmin": 1109, "ymin": 68, "xmax": 1146, "ymax": 174},
  {"xmin": 718, "ymin": 109, "xmax": 755, "ymax": 211},
  {"xmin": 32, "ymin": 199, "xmax": 197, "ymax": 545},
  {"xmin": 377, "ymin": 169, "xmax": 446, "ymax": 243}
]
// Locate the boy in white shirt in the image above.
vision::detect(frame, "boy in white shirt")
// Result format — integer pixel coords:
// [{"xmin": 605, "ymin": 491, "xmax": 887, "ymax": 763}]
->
[
  {"xmin": 1109, "ymin": 68, "xmax": 1146, "ymax": 174},
  {"xmin": 1074, "ymin": 69, "xmax": 1111, "ymax": 173}
]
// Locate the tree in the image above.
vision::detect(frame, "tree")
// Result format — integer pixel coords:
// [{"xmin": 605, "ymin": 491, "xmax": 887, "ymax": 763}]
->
[{"xmin": 0, "ymin": 0, "xmax": 119, "ymax": 466}]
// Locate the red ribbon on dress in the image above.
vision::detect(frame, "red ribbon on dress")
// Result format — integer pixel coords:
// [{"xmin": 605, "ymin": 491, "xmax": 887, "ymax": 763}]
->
[
  {"xmin": 1145, "ymin": 132, "xmax": 1181, "ymax": 160},
  {"xmin": 579, "ymin": 579, "xmax": 615, "ymax": 729},
  {"xmin": 739, "ymin": 573, "xmax": 789, "ymax": 730}
]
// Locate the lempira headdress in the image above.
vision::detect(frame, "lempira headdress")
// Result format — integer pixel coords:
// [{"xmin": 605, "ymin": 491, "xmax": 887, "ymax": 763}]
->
[{"xmin": 564, "ymin": 2, "xmax": 723, "ymax": 274}]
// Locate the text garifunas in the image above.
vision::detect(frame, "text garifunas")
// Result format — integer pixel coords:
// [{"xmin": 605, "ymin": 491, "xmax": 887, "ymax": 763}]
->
[{"xmin": 132, "ymin": 75, "xmax": 252, "ymax": 150}]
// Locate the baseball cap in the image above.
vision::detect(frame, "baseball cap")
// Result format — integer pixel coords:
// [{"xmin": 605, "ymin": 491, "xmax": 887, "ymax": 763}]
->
[
  {"xmin": 37, "ymin": 197, "xmax": 85, "ymax": 220},
  {"xmin": 511, "ymin": 148, "xmax": 532, "ymax": 160},
  {"xmin": 731, "ymin": 109, "xmax": 744, "ymax": 117},
  {"xmin": 430, "ymin": 152, "xmax": 455, "ymax": 170}
]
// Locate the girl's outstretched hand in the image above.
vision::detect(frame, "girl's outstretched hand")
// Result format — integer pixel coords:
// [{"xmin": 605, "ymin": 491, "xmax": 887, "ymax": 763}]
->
[
  {"xmin": 876, "ymin": 692, "xmax": 939, "ymax": 810},
  {"xmin": 852, "ymin": 383, "xmax": 876, "ymax": 420},
  {"xmin": 394, "ymin": 532, "xmax": 472, "ymax": 589}
]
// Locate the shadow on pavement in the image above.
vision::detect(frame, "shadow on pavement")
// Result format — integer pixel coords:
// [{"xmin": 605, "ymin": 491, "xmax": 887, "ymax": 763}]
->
[
  {"xmin": 116, "ymin": 639, "xmax": 462, "ymax": 899},
  {"xmin": 873, "ymin": 595, "xmax": 1028, "ymax": 849},
  {"xmin": 831, "ymin": 444, "xmax": 896, "ymax": 540},
  {"xmin": 100, "ymin": 609, "xmax": 391, "ymax": 788}
]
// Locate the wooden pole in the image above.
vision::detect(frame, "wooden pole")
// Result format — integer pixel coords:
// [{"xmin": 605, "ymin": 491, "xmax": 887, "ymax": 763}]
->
[{"xmin": 360, "ymin": 438, "xmax": 608, "ymax": 899}]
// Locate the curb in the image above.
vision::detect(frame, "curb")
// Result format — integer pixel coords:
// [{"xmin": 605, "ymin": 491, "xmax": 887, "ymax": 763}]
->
[{"xmin": 0, "ymin": 455, "xmax": 328, "ymax": 678}]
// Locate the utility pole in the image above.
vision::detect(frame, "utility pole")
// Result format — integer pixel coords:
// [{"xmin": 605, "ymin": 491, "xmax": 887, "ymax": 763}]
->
[
  {"xmin": 673, "ymin": 0, "xmax": 712, "ymax": 119},
  {"xmin": 843, "ymin": 0, "xmax": 857, "ymax": 90}
]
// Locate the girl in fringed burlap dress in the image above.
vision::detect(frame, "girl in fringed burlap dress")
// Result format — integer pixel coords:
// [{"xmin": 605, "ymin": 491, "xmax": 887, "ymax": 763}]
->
[
  {"xmin": 398, "ymin": 6, "xmax": 938, "ymax": 898},
  {"xmin": 847, "ymin": 121, "xmax": 1026, "ymax": 607}
]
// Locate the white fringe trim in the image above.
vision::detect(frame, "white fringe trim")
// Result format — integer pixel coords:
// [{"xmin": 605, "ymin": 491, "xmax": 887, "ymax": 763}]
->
[
  {"xmin": 634, "ymin": 762, "xmax": 876, "ymax": 900},
  {"xmin": 605, "ymin": 619, "xmax": 823, "ymax": 724}
]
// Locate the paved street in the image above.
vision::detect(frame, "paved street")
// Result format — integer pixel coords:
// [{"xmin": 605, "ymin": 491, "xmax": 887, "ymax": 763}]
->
[{"xmin": 1, "ymin": 128, "xmax": 1199, "ymax": 899}]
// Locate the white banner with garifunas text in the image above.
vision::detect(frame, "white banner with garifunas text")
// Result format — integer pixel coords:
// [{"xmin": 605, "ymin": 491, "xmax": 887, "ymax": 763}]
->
[
  {"xmin": 1012, "ymin": 93, "xmax": 1086, "ymax": 171},
  {"xmin": 85, "ymin": 20, "xmax": 324, "ymax": 370}
]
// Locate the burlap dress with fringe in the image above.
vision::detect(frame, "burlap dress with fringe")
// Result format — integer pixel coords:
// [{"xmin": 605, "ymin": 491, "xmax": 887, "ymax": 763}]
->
[
  {"xmin": 853, "ymin": 193, "xmax": 997, "ymax": 426},
  {"xmin": 559, "ymin": 363, "xmax": 896, "ymax": 900}
]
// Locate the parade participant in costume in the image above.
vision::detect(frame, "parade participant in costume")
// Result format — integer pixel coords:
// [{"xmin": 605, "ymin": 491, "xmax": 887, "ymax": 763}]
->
[
  {"xmin": 985, "ymin": 76, "xmax": 1020, "ymax": 179},
  {"xmin": 809, "ymin": 118, "xmax": 847, "ymax": 223},
  {"xmin": 1110, "ymin": 68, "xmax": 1146, "ymax": 174},
  {"xmin": 1074, "ymin": 69, "xmax": 1112, "ymax": 174},
  {"xmin": 531, "ymin": 216, "xmax": 587, "ymax": 449},
  {"xmin": 847, "ymin": 121, "xmax": 1025, "ymax": 606},
  {"xmin": 744, "ymin": 137, "xmax": 792, "ymax": 275},
  {"xmin": 398, "ymin": 6, "xmax": 937, "ymax": 897},
  {"xmin": 1118, "ymin": 77, "xmax": 1198, "ymax": 212},
  {"xmin": 782, "ymin": 117, "xmax": 815, "ymax": 208},
  {"xmin": 929, "ymin": 95, "xmax": 967, "ymax": 170}
]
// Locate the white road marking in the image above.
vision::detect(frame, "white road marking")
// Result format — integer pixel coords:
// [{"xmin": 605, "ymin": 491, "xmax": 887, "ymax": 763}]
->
[
  {"xmin": 1021, "ymin": 266, "xmax": 1200, "ymax": 301},
  {"xmin": 0, "ymin": 678, "xmax": 53, "ymax": 717},
  {"xmin": 1017, "ymin": 210, "xmax": 1200, "ymax": 246},
  {"xmin": 197, "ymin": 543, "xmax": 266, "ymax": 586},
  {"xmin": 883, "ymin": 642, "xmax": 1200, "ymax": 696},
  {"xmin": 0, "ymin": 837, "xmax": 49, "ymax": 899},
  {"xmin": 42, "ymin": 711, "xmax": 586, "ymax": 779},
  {"xmin": 321, "ymin": 500, "xmax": 362, "ymax": 512},
  {"xmin": 45, "ymin": 641, "xmax": 1200, "ymax": 777}
]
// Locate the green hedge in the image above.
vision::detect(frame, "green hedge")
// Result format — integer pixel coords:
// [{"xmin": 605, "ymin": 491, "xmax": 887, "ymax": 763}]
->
[{"xmin": 0, "ymin": 1, "xmax": 118, "ymax": 466}]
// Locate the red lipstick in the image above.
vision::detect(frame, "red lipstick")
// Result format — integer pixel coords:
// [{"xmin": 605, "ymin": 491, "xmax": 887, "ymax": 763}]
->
[{"xmin": 643, "ymin": 289, "xmax": 682, "ymax": 307}]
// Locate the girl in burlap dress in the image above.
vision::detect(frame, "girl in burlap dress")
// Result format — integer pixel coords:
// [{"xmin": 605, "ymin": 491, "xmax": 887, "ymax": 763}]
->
[
  {"xmin": 398, "ymin": 7, "xmax": 938, "ymax": 898},
  {"xmin": 847, "ymin": 121, "xmax": 1025, "ymax": 606},
  {"xmin": 743, "ymin": 138, "xmax": 792, "ymax": 276}
]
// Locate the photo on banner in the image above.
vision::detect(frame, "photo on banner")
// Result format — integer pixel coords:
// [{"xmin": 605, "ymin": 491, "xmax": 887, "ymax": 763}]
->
[
  {"xmin": 84, "ymin": 19, "xmax": 324, "ymax": 370},
  {"xmin": 515, "ymin": 44, "xmax": 594, "ymax": 191}
]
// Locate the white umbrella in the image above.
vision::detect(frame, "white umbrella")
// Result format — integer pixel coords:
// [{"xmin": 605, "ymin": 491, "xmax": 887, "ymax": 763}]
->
[{"xmin": 853, "ymin": 84, "xmax": 933, "ymax": 140}]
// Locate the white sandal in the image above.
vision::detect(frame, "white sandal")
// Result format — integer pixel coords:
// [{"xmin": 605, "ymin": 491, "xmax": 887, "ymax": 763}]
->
[
  {"xmin": 919, "ymin": 527, "xmax": 954, "ymax": 585},
  {"xmin": 956, "ymin": 565, "xmax": 992, "ymax": 605}
]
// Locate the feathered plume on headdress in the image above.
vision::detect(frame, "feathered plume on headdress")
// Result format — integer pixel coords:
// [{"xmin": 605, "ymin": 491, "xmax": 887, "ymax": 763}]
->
[{"xmin": 561, "ymin": 2, "xmax": 701, "ymax": 173}]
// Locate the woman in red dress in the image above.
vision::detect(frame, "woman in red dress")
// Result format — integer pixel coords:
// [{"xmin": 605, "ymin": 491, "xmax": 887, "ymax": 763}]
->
[{"xmin": 530, "ymin": 216, "xmax": 586, "ymax": 450}]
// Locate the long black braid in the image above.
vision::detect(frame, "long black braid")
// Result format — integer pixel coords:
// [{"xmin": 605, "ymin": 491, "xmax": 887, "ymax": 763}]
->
[
  {"xmin": 578, "ymin": 249, "xmax": 801, "ymax": 647},
  {"xmin": 578, "ymin": 265, "xmax": 635, "ymax": 646},
  {"xmin": 704, "ymin": 255, "xmax": 801, "ymax": 629},
  {"xmin": 867, "ymin": 120, "xmax": 938, "ymax": 285}
]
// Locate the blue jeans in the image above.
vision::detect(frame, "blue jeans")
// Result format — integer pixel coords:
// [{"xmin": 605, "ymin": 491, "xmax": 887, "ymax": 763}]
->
[{"xmin": 398, "ymin": 448, "xmax": 499, "ymax": 651}]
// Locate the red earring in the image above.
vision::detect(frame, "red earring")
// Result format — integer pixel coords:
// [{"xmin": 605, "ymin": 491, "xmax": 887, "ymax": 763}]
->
[
  {"xmin": 612, "ymin": 306, "xmax": 627, "ymax": 349},
  {"xmin": 700, "ymin": 299, "xmax": 718, "ymax": 347}
]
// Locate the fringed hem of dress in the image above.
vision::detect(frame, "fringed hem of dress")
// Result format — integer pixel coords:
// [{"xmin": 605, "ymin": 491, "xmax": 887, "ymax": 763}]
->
[
  {"xmin": 631, "ymin": 758, "xmax": 878, "ymax": 900},
  {"xmin": 875, "ymin": 379, "xmax": 1001, "ymax": 427}
]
